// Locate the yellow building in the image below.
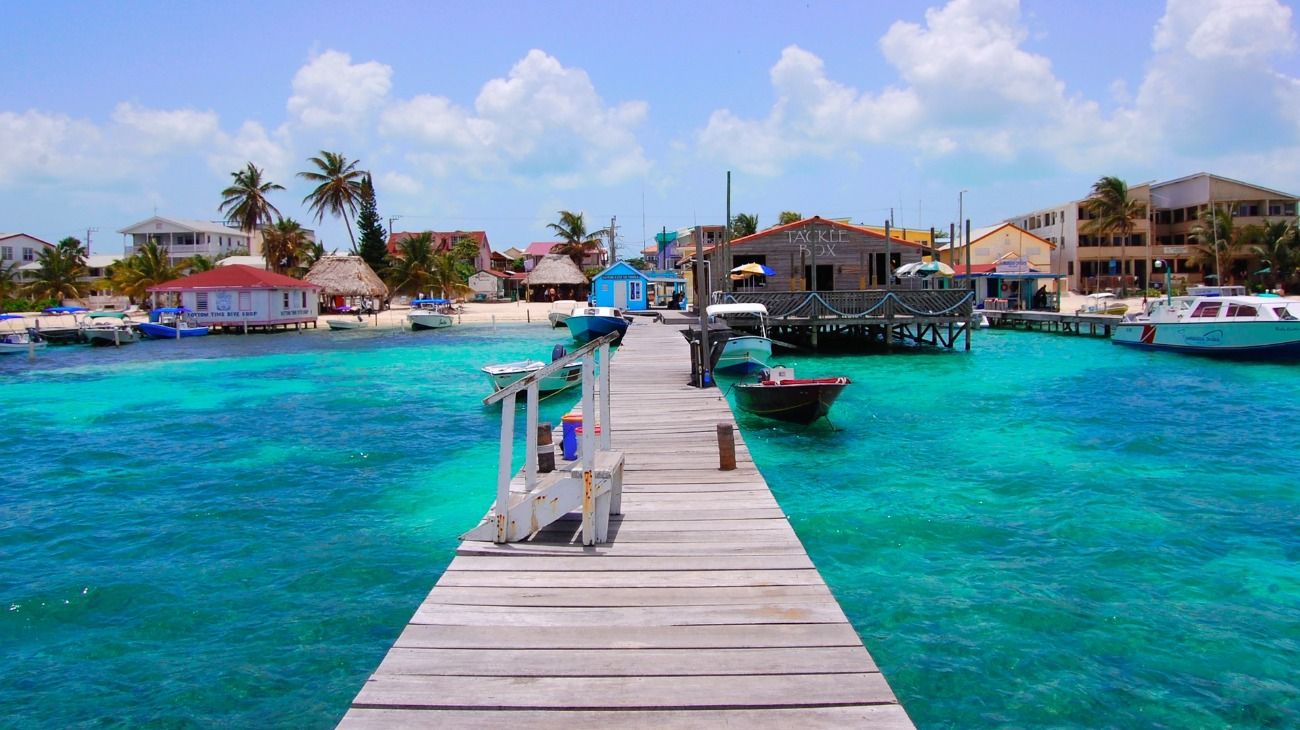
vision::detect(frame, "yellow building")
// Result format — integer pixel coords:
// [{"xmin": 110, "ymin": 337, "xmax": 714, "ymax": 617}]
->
[{"xmin": 938, "ymin": 222, "xmax": 1064, "ymax": 310}]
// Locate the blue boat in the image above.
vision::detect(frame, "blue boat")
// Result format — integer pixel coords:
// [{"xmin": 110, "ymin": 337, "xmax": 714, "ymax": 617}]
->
[
  {"xmin": 565, "ymin": 305, "xmax": 629, "ymax": 345},
  {"xmin": 137, "ymin": 307, "xmax": 210, "ymax": 339}
]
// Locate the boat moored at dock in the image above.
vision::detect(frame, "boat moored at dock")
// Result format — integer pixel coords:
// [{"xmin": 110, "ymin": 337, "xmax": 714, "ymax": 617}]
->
[
  {"xmin": 547, "ymin": 299, "xmax": 578, "ymax": 329},
  {"xmin": 565, "ymin": 305, "xmax": 629, "ymax": 345},
  {"xmin": 1113, "ymin": 291, "xmax": 1300, "ymax": 358},
  {"xmin": 137, "ymin": 308, "xmax": 210, "ymax": 339},
  {"xmin": 733, "ymin": 366, "xmax": 850, "ymax": 424},
  {"xmin": 707, "ymin": 302, "xmax": 774, "ymax": 374},
  {"xmin": 406, "ymin": 299, "xmax": 454, "ymax": 330},
  {"xmin": 82, "ymin": 311, "xmax": 140, "ymax": 346},
  {"xmin": 0, "ymin": 314, "xmax": 46, "ymax": 354}
]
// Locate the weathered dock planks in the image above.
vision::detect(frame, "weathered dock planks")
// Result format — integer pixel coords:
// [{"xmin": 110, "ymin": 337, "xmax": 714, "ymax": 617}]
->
[{"xmin": 339, "ymin": 321, "xmax": 913, "ymax": 728}]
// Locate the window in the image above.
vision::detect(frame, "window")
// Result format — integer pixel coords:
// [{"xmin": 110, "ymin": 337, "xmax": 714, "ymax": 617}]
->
[
  {"xmin": 300, "ymin": 291, "xmax": 307, "ymax": 307},
  {"xmin": 628, "ymin": 281, "xmax": 642, "ymax": 301},
  {"xmin": 22, "ymin": 247, "xmax": 35, "ymax": 261},
  {"xmin": 1191, "ymin": 301, "xmax": 1222, "ymax": 318},
  {"xmin": 0, "ymin": 246, "xmax": 10, "ymax": 260},
  {"xmin": 238, "ymin": 292, "xmax": 252, "ymax": 310},
  {"xmin": 282, "ymin": 292, "xmax": 290, "ymax": 308},
  {"xmin": 195, "ymin": 292, "xmax": 209, "ymax": 311},
  {"xmin": 1226, "ymin": 303, "xmax": 1257, "ymax": 318}
]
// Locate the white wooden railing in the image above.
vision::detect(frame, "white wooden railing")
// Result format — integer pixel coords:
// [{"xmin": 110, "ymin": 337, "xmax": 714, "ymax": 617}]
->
[{"xmin": 463, "ymin": 330, "xmax": 622, "ymax": 544}]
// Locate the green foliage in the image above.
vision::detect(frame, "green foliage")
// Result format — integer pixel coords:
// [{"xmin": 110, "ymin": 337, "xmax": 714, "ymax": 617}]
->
[
  {"xmin": 624, "ymin": 257, "xmax": 651, "ymax": 270},
  {"xmin": 548, "ymin": 210, "xmax": 608, "ymax": 266},
  {"xmin": 263, "ymin": 217, "xmax": 312, "ymax": 275},
  {"xmin": 429, "ymin": 252, "xmax": 473, "ymax": 300},
  {"xmin": 778, "ymin": 211, "xmax": 802, "ymax": 225},
  {"xmin": 582, "ymin": 266, "xmax": 602, "ymax": 279},
  {"xmin": 219, "ymin": 162, "xmax": 284, "ymax": 236},
  {"xmin": 187, "ymin": 255, "xmax": 216, "ymax": 272},
  {"xmin": 385, "ymin": 232, "xmax": 436, "ymax": 296},
  {"xmin": 1080, "ymin": 176, "xmax": 1145, "ymax": 294},
  {"xmin": 0, "ymin": 261, "xmax": 21, "ymax": 308},
  {"xmin": 299, "ymin": 150, "xmax": 365, "ymax": 248},
  {"xmin": 110, "ymin": 240, "xmax": 185, "ymax": 303},
  {"xmin": 355, "ymin": 174, "xmax": 388, "ymax": 277},
  {"xmin": 509, "ymin": 257, "xmax": 525, "ymax": 273},
  {"xmin": 27, "ymin": 238, "xmax": 88, "ymax": 302},
  {"xmin": 1188, "ymin": 208, "xmax": 1242, "ymax": 281},
  {"xmin": 731, "ymin": 213, "xmax": 759, "ymax": 237},
  {"xmin": 2, "ymin": 297, "xmax": 58, "ymax": 313}
]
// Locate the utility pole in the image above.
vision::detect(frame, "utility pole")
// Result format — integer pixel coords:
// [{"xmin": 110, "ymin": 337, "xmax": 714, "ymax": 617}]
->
[
  {"xmin": 609, "ymin": 215, "xmax": 617, "ymax": 264},
  {"xmin": 724, "ymin": 171, "xmax": 732, "ymax": 291},
  {"xmin": 85, "ymin": 227, "xmax": 98, "ymax": 256},
  {"xmin": 388, "ymin": 215, "xmax": 402, "ymax": 237}
]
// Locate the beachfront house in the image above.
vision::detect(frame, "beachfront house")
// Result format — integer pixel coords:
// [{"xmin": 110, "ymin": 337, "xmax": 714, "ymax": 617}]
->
[
  {"xmin": 119, "ymin": 216, "xmax": 253, "ymax": 267},
  {"xmin": 468, "ymin": 269, "xmax": 509, "ymax": 300},
  {"xmin": 524, "ymin": 254, "xmax": 588, "ymax": 301},
  {"xmin": 697, "ymin": 216, "xmax": 925, "ymax": 293},
  {"xmin": 591, "ymin": 261, "xmax": 650, "ymax": 311},
  {"xmin": 938, "ymin": 223, "xmax": 1063, "ymax": 309},
  {"xmin": 386, "ymin": 230, "xmax": 492, "ymax": 272},
  {"xmin": 1, "ymin": 233, "xmax": 55, "ymax": 268},
  {"xmin": 148, "ymin": 264, "xmax": 320, "ymax": 329},
  {"xmin": 303, "ymin": 255, "xmax": 388, "ymax": 311}
]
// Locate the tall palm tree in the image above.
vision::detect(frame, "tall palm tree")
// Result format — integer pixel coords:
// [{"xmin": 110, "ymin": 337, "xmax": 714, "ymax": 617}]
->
[
  {"xmin": 1188, "ymin": 207, "xmax": 1242, "ymax": 283},
  {"xmin": 298, "ymin": 242, "xmax": 326, "ymax": 275},
  {"xmin": 110, "ymin": 240, "xmax": 185, "ymax": 304},
  {"xmin": 385, "ymin": 232, "xmax": 437, "ymax": 296},
  {"xmin": 1080, "ymin": 176, "xmax": 1146, "ymax": 295},
  {"xmin": 219, "ymin": 163, "xmax": 284, "ymax": 245},
  {"xmin": 186, "ymin": 255, "xmax": 216, "ymax": 273},
  {"xmin": 261, "ymin": 217, "xmax": 310, "ymax": 275},
  {"xmin": 26, "ymin": 239, "xmax": 88, "ymax": 303},
  {"xmin": 731, "ymin": 213, "xmax": 759, "ymax": 238},
  {"xmin": 547, "ymin": 210, "xmax": 608, "ymax": 266},
  {"xmin": 778, "ymin": 211, "xmax": 803, "ymax": 225},
  {"xmin": 299, "ymin": 151, "xmax": 366, "ymax": 248}
]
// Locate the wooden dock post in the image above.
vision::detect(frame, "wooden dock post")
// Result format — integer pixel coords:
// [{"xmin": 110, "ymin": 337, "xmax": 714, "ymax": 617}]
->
[
  {"xmin": 537, "ymin": 422, "xmax": 554, "ymax": 473},
  {"xmin": 717, "ymin": 422, "xmax": 736, "ymax": 470}
]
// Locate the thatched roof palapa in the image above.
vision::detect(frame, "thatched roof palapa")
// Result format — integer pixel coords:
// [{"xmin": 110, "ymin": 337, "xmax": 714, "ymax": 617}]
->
[
  {"xmin": 303, "ymin": 256, "xmax": 389, "ymax": 297},
  {"xmin": 525, "ymin": 254, "xmax": 588, "ymax": 286}
]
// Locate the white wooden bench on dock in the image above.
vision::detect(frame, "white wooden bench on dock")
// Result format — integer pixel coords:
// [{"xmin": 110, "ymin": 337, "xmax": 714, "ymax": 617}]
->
[{"xmin": 340, "ymin": 321, "xmax": 915, "ymax": 729}]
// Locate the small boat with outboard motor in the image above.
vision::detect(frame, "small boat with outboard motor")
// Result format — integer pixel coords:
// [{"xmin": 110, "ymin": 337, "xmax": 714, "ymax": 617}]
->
[
  {"xmin": 565, "ymin": 305, "xmax": 629, "ymax": 345},
  {"xmin": 482, "ymin": 344, "xmax": 584, "ymax": 395},
  {"xmin": 82, "ymin": 311, "xmax": 140, "ymax": 346},
  {"xmin": 31, "ymin": 306, "xmax": 89, "ymax": 344},
  {"xmin": 548, "ymin": 299, "xmax": 579, "ymax": 329},
  {"xmin": 137, "ymin": 307, "xmax": 210, "ymax": 339},
  {"xmin": 733, "ymin": 366, "xmax": 851, "ymax": 425},
  {"xmin": 407, "ymin": 299, "xmax": 454, "ymax": 330},
  {"xmin": 706, "ymin": 302, "xmax": 774, "ymax": 374},
  {"xmin": 0, "ymin": 314, "xmax": 47, "ymax": 354}
]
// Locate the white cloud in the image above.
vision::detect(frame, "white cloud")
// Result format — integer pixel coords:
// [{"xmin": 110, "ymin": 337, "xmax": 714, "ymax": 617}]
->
[
  {"xmin": 0, "ymin": 110, "xmax": 110, "ymax": 186},
  {"xmin": 380, "ymin": 49, "xmax": 650, "ymax": 186},
  {"xmin": 208, "ymin": 121, "xmax": 294, "ymax": 184},
  {"xmin": 287, "ymin": 50, "xmax": 392, "ymax": 130},
  {"xmin": 378, "ymin": 170, "xmax": 422, "ymax": 197},
  {"xmin": 110, "ymin": 103, "xmax": 220, "ymax": 153},
  {"xmin": 697, "ymin": 0, "xmax": 1300, "ymax": 178}
]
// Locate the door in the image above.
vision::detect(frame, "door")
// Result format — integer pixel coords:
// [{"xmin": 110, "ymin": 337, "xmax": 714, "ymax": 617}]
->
[
  {"xmin": 803, "ymin": 265, "xmax": 835, "ymax": 291},
  {"xmin": 614, "ymin": 281, "xmax": 628, "ymax": 308}
]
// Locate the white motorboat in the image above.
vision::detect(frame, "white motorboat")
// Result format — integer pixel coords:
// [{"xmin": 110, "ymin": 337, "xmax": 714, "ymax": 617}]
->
[
  {"xmin": 326, "ymin": 315, "xmax": 369, "ymax": 330},
  {"xmin": 548, "ymin": 299, "xmax": 578, "ymax": 329},
  {"xmin": 706, "ymin": 302, "xmax": 774, "ymax": 374},
  {"xmin": 407, "ymin": 299, "xmax": 454, "ymax": 330},
  {"xmin": 1076, "ymin": 292, "xmax": 1128, "ymax": 315},
  {"xmin": 0, "ymin": 314, "xmax": 46, "ymax": 354},
  {"xmin": 482, "ymin": 359, "xmax": 584, "ymax": 394},
  {"xmin": 82, "ymin": 312, "xmax": 140, "ymax": 346},
  {"xmin": 1113, "ymin": 289, "xmax": 1300, "ymax": 359}
]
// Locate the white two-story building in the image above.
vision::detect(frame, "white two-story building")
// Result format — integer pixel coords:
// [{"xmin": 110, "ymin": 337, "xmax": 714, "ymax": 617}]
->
[{"xmin": 119, "ymin": 216, "xmax": 252, "ymax": 267}]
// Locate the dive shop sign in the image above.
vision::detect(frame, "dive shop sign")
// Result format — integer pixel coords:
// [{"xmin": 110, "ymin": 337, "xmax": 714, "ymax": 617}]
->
[{"xmin": 788, "ymin": 227, "xmax": 848, "ymax": 257}]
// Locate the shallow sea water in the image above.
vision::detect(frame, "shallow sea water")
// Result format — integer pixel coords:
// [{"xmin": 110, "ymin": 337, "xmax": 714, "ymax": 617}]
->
[{"xmin": 2, "ymin": 324, "xmax": 1297, "ymax": 727}]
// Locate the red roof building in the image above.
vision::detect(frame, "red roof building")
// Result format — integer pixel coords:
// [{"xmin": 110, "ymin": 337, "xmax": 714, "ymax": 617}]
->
[
  {"xmin": 148, "ymin": 265, "xmax": 321, "ymax": 328},
  {"xmin": 386, "ymin": 230, "xmax": 492, "ymax": 271}
]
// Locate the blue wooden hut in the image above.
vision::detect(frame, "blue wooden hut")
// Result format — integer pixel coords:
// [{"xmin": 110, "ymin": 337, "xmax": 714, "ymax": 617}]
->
[{"xmin": 591, "ymin": 261, "xmax": 650, "ymax": 311}]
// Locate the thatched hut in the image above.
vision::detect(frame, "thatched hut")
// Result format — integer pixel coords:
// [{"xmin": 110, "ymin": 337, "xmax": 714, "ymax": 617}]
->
[
  {"xmin": 303, "ymin": 256, "xmax": 389, "ymax": 310},
  {"xmin": 525, "ymin": 254, "xmax": 589, "ymax": 302}
]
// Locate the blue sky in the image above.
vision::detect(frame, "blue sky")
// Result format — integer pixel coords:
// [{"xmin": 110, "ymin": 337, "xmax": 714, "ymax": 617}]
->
[{"xmin": 3, "ymin": 0, "xmax": 1299, "ymax": 256}]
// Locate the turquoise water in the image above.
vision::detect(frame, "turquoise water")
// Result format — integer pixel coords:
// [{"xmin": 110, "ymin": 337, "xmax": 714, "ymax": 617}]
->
[
  {"xmin": 722, "ymin": 331, "xmax": 1300, "ymax": 728},
  {"xmin": 2, "ymin": 326, "xmax": 1298, "ymax": 727}
]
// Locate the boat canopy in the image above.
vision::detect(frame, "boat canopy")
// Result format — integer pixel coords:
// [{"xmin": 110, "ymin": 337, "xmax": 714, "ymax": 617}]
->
[
  {"xmin": 1088, "ymin": 293, "xmax": 1117, "ymax": 299},
  {"xmin": 154, "ymin": 307, "xmax": 191, "ymax": 314},
  {"xmin": 410, "ymin": 298, "xmax": 449, "ymax": 305},
  {"xmin": 43, "ymin": 306, "xmax": 89, "ymax": 314},
  {"xmin": 87, "ymin": 311, "xmax": 127, "ymax": 319},
  {"xmin": 706, "ymin": 303, "xmax": 769, "ymax": 317},
  {"xmin": 0, "ymin": 313, "xmax": 25, "ymax": 321}
]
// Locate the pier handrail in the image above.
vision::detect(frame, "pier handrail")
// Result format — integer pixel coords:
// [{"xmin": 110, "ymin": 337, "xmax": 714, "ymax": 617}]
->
[
  {"xmin": 714, "ymin": 289, "xmax": 974, "ymax": 318},
  {"xmin": 480, "ymin": 330, "xmax": 619, "ymax": 543}
]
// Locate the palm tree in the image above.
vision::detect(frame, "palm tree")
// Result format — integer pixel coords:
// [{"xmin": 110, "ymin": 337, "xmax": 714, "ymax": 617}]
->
[
  {"xmin": 219, "ymin": 162, "xmax": 284, "ymax": 245},
  {"xmin": 731, "ymin": 213, "xmax": 759, "ymax": 238},
  {"xmin": 428, "ymin": 252, "xmax": 473, "ymax": 301},
  {"xmin": 385, "ymin": 232, "xmax": 437, "ymax": 296},
  {"xmin": 547, "ymin": 210, "xmax": 608, "ymax": 266},
  {"xmin": 261, "ymin": 217, "xmax": 310, "ymax": 275},
  {"xmin": 0, "ymin": 261, "xmax": 21, "ymax": 310},
  {"xmin": 778, "ymin": 211, "xmax": 803, "ymax": 225},
  {"xmin": 298, "ymin": 242, "xmax": 326, "ymax": 276},
  {"xmin": 1188, "ymin": 208, "xmax": 1242, "ymax": 284},
  {"xmin": 110, "ymin": 240, "xmax": 185, "ymax": 304},
  {"xmin": 298, "ymin": 151, "xmax": 366, "ymax": 248},
  {"xmin": 186, "ymin": 255, "xmax": 216, "ymax": 273},
  {"xmin": 26, "ymin": 239, "xmax": 88, "ymax": 303},
  {"xmin": 1080, "ymin": 176, "xmax": 1146, "ymax": 295},
  {"xmin": 1248, "ymin": 219, "xmax": 1298, "ymax": 291}
]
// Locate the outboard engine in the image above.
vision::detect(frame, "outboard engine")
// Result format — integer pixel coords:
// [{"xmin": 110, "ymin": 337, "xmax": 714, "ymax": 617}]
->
[{"xmin": 551, "ymin": 343, "xmax": 568, "ymax": 362}]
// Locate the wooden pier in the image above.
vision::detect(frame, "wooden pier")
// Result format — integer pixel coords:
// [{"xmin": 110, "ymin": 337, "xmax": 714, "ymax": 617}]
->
[
  {"xmin": 340, "ymin": 322, "xmax": 913, "ymax": 728},
  {"xmin": 985, "ymin": 309, "xmax": 1121, "ymax": 337},
  {"xmin": 716, "ymin": 290, "xmax": 973, "ymax": 350}
]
